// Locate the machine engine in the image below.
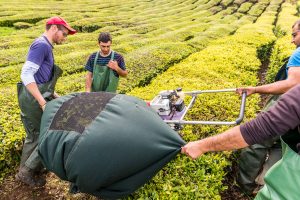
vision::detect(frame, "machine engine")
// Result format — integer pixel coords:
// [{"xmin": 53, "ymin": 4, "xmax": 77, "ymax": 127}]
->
[{"xmin": 150, "ymin": 88, "xmax": 185, "ymax": 130}]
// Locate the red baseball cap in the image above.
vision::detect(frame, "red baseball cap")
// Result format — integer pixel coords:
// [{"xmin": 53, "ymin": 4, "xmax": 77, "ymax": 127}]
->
[{"xmin": 46, "ymin": 16, "xmax": 76, "ymax": 35}]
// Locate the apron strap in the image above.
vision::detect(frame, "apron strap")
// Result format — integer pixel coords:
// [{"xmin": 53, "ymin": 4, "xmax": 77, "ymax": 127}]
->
[
  {"xmin": 110, "ymin": 51, "xmax": 115, "ymax": 61},
  {"xmin": 93, "ymin": 51, "xmax": 115, "ymax": 69},
  {"xmin": 93, "ymin": 51, "xmax": 100, "ymax": 70}
]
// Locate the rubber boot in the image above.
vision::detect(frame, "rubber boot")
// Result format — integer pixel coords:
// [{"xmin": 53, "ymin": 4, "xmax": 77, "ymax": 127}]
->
[{"xmin": 15, "ymin": 166, "xmax": 46, "ymax": 187}]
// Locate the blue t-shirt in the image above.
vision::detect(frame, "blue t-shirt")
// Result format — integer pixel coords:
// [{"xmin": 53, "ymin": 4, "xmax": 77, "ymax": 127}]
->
[
  {"xmin": 27, "ymin": 36, "xmax": 54, "ymax": 84},
  {"xmin": 286, "ymin": 47, "xmax": 300, "ymax": 77},
  {"xmin": 85, "ymin": 51, "xmax": 126, "ymax": 77}
]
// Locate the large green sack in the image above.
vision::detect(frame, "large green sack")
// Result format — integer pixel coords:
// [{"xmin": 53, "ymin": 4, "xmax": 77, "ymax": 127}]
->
[
  {"xmin": 38, "ymin": 92, "xmax": 185, "ymax": 199},
  {"xmin": 255, "ymin": 130, "xmax": 300, "ymax": 200}
]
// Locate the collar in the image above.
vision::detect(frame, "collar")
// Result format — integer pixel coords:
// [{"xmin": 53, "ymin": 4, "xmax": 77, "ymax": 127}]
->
[
  {"xmin": 42, "ymin": 35, "xmax": 54, "ymax": 49},
  {"xmin": 99, "ymin": 50, "xmax": 112, "ymax": 57}
]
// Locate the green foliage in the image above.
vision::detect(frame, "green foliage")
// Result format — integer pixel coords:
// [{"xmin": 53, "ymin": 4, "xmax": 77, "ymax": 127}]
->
[
  {"xmin": 248, "ymin": 1, "xmax": 270, "ymax": 17},
  {"xmin": 13, "ymin": 22, "xmax": 33, "ymax": 30},
  {"xmin": 0, "ymin": 27, "xmax": 15, "ymax": 36},
  {"xmin": 221, "ymin": 0, "xmax": 234, "ymax": 7},
  {"xmin": 0, "ymin": 0, "xmax": 297, "ymax": 199},
  {"xmin": 266, "ymin": 1, "xmax": 298, "ymax": 83},
  {"xmin": 237, "ymin": 2, "xmax": 253, "ymax": 13}
]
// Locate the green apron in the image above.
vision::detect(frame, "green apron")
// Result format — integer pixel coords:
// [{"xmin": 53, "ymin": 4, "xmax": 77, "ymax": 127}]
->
[
  {"xmin": 255, "ymin": 130, "xmax": 300, "ymax": 200},
  {"xmin": 91, "ymin": 51, "xmax": 119, "ymax": 92},
  {"xmin": 17, "ymin": 64, "xmax": 62, "ymax": 169}
]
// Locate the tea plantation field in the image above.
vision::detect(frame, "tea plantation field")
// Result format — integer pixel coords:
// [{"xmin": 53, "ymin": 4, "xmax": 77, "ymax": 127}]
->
[{"xmin": 0, "ymin": 0, "xmax": 298, "ymax": 199}]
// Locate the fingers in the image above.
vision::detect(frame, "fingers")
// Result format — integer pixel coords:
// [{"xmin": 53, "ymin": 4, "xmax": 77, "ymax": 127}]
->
[
  {"xmin": 108, "ymin": 60, "xmax": 117, "ymax": 70},
  {"xmin": 181, "ymin": 146, "xmax": 196, "ymax": 160},
  {"xmin": 236, "ymin": 88, "xmax": 244, "ymax": 95},
  {"xmin": 236, "ymin": 87, "xmax": 254, "ymax": 96}
]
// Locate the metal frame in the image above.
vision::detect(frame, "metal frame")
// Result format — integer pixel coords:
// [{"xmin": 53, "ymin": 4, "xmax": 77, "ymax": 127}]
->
[{"xmin": 163, "ymin": 89, "xmax": 247, "ymax": 125}]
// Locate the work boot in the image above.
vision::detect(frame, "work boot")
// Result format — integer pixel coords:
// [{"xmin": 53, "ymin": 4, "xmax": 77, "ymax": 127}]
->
[
  {"xmin": 35, "ymin": 165, "xmax": 49, "ymax": 175},
  {"xmin": 69, "ymin": 182, "xmax": 80, "ymax": 194},
  {"xmin": 15, "ymin": 166, "xmax": 46, "ymax": 187}
]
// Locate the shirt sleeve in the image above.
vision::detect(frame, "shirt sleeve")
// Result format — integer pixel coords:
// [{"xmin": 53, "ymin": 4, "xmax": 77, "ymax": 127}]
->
[
  {"xmin": 287, "ymin": 48, "xmax": 300, "ymax": 68},
  {"xmin": 85, "ymin": 54, "xmax": 94, "ymax": 73},
  {"xmin": 240, "ymin": 85, "xmax": 300, "ymax": 145},
  {"xmin": 20, "ymin": 61, "xmax": 40, "ymax": 85},
  {"xmin": 117, "ymin": 54, "xmax": 126, "ymax": 70},
  {"xmin": 20, "ymin": 42, "xmax": 48, "ymax": 85},
  {"xmin": 27, "ymin": 42, "xmax": 48, "ymax": 67}
]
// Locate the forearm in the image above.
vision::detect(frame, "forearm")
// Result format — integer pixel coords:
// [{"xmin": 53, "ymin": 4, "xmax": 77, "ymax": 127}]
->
[
  {"xmin": 182, "ymin": 126, "xmax": 249, "ymax": 159},
  {"xmin": 115, "ymin": 67, "xmax": 128, "ymax": 77},
  {"xmin": 25, "ymin": 83, "xmax": 46, "ymax": 107},
  {"xmin": 241, "ymin": 85, "xmax": 300, "ymax": 145},
  {"xmin": 200, "ymin": 126, "xmax": 248, "ymax": 153},
  {"xmin": 85, "ymin": 72, "xmax": 92, "ymax": 92},
  {"xmin": 255, "ymin": 80, "xmax": 294, "ymax": 95}
]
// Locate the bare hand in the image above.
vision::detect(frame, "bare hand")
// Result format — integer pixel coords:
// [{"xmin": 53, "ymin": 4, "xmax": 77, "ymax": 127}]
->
[
  {"xmin": 53, "ymin": 92, "xmax": 60, "ymax": 98},
  {"xmin": 236, "ymin": 87, "xmax": 256, "ymax": 96},
  {"xmin": 107, "ymin": 60, "xmax": 118, "ymax": 70},
  {"xmin": 181, "ymin": 141, "xmax": 204, "ymax": 159}
]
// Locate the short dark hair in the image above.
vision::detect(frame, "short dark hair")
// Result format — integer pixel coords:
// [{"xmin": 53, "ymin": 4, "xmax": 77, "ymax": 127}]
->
[
  {"xmin": 292, "ymin": 20, "xmax": 300, "ymax": 29},
  {"xmin": 46, "ymin": 24, "xmax": 64, "ymax": 31},
  {"xmin": 98, "ymin": 32, "xmax": 112, "ymax": 43}
]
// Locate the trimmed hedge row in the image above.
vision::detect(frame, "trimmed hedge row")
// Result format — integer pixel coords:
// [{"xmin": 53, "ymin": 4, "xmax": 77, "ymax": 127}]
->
[
  {"xmin": 0, "ymin": 0, "xmax": 234, "ymax": 68},
  {"xmin": 0, "ymin": 2, "xmax": 255, "ymax": 87}
]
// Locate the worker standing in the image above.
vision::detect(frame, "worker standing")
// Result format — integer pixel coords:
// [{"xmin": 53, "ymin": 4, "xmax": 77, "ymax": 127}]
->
[
  {"xmin": 16, "ymin": 16, "xmax": 76, "ymax": 187},
  {"xmin": 235, "ymin": 19, "xmax": 300, "ymax": 194},
  {"xmin": 85, "ymin": 32, "xmax": 127, "ymax": 93}
]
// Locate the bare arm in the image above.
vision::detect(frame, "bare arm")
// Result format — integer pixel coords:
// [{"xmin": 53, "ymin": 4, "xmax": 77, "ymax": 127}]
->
[
  {"xmin": 85, "ymin": 71, "xmax": 93, "ymax": 92},
  {"xmin": 237, "ymin": 67, "xmax": 300, "ymax": 96},
  {"xmin": 181, "ymin": 126, "xmax": 248, "ymax": 159}
]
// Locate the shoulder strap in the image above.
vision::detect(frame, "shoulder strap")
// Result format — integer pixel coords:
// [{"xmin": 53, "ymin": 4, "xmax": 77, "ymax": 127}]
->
[
  {"xmin": 93, "ymin": 52, "xmax": 100, "ymax": 68},
  {"xmin": 274, "ymin": 57, "xmax": 289, "ymax": 82},
  {"xmin": 110, "ymin": 51, "xmax": 115, "ymax": 61}
]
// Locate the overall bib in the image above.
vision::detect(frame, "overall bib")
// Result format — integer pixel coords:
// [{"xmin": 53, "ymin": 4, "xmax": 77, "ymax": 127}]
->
[
  {"xmin": 17, "ymin": 65, "xmax": 62, "ymax": 169},
  {"xmin": 91, "ymin": 51, "xmax": 119, "ymax": 92},
  {"xmin": 255, "ymin": 130, "xmax": 300, "ymax": 200}
]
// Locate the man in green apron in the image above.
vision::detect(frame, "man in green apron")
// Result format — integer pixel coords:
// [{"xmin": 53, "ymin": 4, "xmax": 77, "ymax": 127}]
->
[
  {"xmin": 15, "ymin": 16, "xmax": 76, "ymax": 187},
  {"xmin": 85, "ymin": 32, "xmax": 128, "ymax": 93},
  {"xmin": 235, "ymin": 20, "xmax": 300, "ymax": 194},
  {"xmin": 182, "ymin": 84, "xmax": 300, "ymax": 200}
]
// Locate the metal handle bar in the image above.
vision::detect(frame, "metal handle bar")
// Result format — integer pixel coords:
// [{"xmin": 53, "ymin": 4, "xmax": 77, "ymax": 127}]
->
[{"xmin": 164, "ymin": 89, "xmax": 247, "ymax": 125}]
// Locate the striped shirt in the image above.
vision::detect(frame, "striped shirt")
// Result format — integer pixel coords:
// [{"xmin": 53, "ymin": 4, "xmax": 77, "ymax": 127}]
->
[{"xmin": 85, "ymin": 51, "xmax": 126, "ymax": 77}]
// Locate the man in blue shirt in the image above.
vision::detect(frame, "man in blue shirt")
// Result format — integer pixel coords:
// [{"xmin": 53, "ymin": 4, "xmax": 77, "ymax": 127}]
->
[
  {"xmin": 235, "ymin": 20, "xmax": 300, "ymax": 194},
  {"xmin": 85, "ymin": 32, "xmax": 128, "ymax": 92},
  {"xmin": 16, "ymin": 16, "xmax": 76, "ymax": 187}
]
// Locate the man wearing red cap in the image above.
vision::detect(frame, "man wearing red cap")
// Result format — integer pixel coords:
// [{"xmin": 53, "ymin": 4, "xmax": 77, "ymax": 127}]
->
[{"xmin": 16, "ymin": 16, "xmax": 76, "ymax": 187}]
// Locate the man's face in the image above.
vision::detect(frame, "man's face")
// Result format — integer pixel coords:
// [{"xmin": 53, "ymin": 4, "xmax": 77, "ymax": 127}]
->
[
  {"xmin": 53, "ymin": 26, "xmax": 68, "ymax": 45},
  {"xmin": 291, "ymin": 25, "xmax": 300, "ymax": 47},
  {"xmin": 99, "ymin": 41, "xmax": 111, "ymax": 55}
]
